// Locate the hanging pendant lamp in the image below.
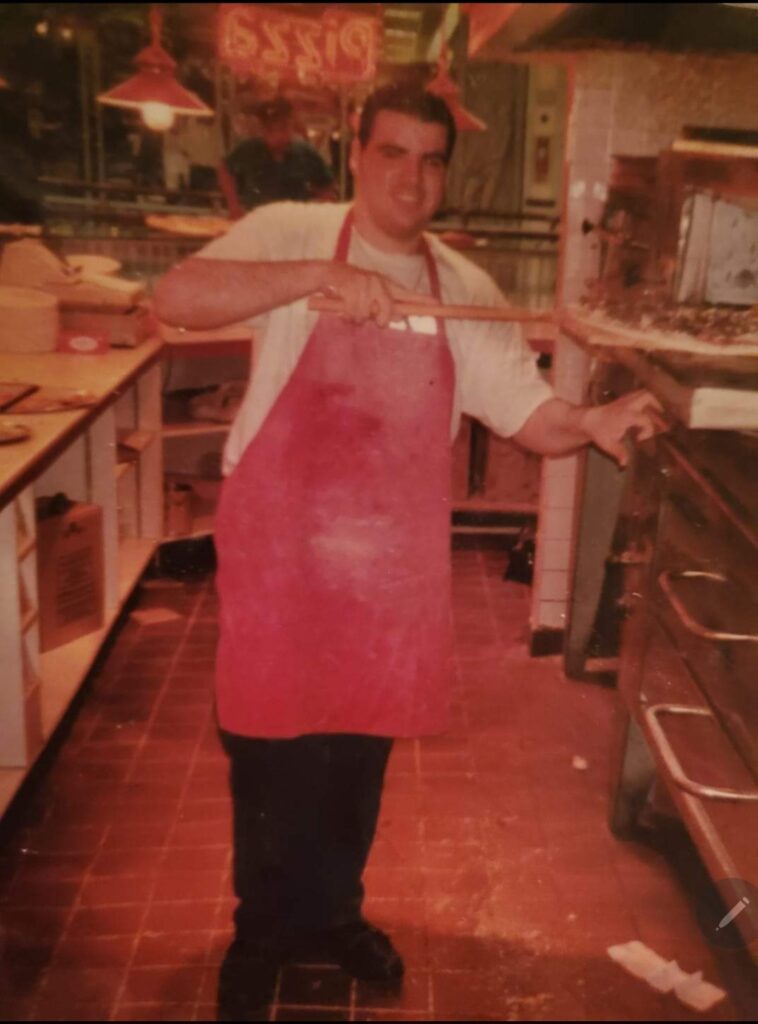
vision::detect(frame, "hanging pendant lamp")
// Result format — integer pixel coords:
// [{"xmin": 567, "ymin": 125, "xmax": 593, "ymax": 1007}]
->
[
  {"xmin": 426, "ymin": 45, "xmax": 487, "ymax": 133},
  {"xmin": 98, "ymin": 7, "xmax": 212, "ymax": 131}
]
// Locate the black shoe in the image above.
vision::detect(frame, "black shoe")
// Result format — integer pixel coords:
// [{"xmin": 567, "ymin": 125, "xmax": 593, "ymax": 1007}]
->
[
  {"xmin": 217, "ymin": 938, "xmax": 279, "ymax": 1021},
  {"xmin": 323, "ymin": 921, "xmax": 404, "ymax": 982}
]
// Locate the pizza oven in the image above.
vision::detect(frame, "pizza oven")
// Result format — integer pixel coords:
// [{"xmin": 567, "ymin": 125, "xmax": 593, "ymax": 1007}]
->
[{"xmin": 584, "ymin": 132, "xmax": 758, "ymax": 339}]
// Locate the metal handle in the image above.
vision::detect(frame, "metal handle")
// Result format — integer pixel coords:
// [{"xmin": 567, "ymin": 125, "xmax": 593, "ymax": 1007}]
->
[
  {"xmin": 644, "ymin": 704, "xmax": 758, "ymax": 801},
  {"xmin": 658, "ymin": 570, "xmax": 758, "ymax": 643}
]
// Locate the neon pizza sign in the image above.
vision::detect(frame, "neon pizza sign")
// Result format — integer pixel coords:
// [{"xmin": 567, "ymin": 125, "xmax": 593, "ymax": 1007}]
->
[{"xmin": 219, "ymin": 4, "xmax": 380, "ymax": 84}]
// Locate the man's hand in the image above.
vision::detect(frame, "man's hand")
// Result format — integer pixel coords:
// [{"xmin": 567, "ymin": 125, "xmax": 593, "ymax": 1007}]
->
[
  {"xmin": 319, "ymin": 263, "xmax": 435, "ymax": 328},
  {"xmin": 513, "ymin": 391, "xmax": 668, "ymax": 464},
  {"xmin": 578, "ymin": 390, "xmax": 667, "ymax": 467}
]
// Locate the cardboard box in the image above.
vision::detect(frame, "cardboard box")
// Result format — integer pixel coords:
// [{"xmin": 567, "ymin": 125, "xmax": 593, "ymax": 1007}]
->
[
  {"xmin": 36, "ymin": 499, "xmax": 104, "ymax": 652},
  {"xmin": 60, "ymin": 303, "xmax": 153, "ymax": 348}
]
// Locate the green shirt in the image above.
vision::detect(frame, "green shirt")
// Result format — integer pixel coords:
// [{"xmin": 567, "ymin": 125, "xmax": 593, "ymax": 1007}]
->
[{"xmin": 225, "ymin": 138, "xmax": 333, "ymax": 209}]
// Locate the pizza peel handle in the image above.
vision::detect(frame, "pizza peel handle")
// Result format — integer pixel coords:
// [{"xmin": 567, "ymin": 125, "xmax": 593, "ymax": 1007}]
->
[
  {"xmin": 144, "ymin": 214, "xmax": 231, "ymax": 238},
  {"xmin": 308, "ymin": 296, "xmax": 555, "ymax": 323}
]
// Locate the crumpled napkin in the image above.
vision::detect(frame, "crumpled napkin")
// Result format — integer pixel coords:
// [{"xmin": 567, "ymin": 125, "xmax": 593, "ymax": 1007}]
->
[{"xmin": 607, "ymin": 941, "xmax": 725, "ymax": 1012}]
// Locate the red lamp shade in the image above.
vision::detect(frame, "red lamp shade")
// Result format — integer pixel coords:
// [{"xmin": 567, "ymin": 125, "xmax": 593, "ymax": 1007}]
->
[
  {"xmin": 99, "ymin": 67, "xmax": 212, "ymax": 117},
  {"xmin": 98, "ymin": 8, "xmax": 212, "ymax": 123}
]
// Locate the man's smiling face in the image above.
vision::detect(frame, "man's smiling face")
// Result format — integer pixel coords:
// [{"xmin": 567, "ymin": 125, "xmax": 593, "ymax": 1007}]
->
[{"xmin": 350, "ymin": 110, "xmax": 448, "ymax": 253}]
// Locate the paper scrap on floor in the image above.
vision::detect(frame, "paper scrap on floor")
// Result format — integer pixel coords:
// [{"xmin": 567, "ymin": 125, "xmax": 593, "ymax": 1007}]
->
[
  {"xmin": 607, "ymin": 941, "xmax": 725, "ymax": 1011},
  {"xmin": 674, "ymin": 971, "xmax": 729, "ymax": 1013},
  {"xmin": 130, "ymin": 607, "xmax": 184, "ymax": 625}
]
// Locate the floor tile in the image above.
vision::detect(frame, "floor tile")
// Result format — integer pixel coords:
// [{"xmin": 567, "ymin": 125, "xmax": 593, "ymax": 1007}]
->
[
  {"xmin": 111, "ymin": 1003, "xmax": 200, "ymax": 1022},
  {"xmin": 121, "ymin": 964, "xmax": 205, "ymax": 1004},
  {"xmin": 0, "ymin": 546, "xmax": 750, "ymax": 1022},
  {"xmin": 355, "ymin": 970, "xmax": 431, "ymax": 1013}
]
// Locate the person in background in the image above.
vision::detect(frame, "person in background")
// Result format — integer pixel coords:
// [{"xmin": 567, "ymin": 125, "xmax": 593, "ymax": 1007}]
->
[
  {"xmin": 218, "ymin": 95, "xmax": 334, "ymax": 218},
  {"xmin": 155, "ymin": 84, "xmax": 663, "ymax": 1021},
  {"xmin": 162, "ymin": 123, "xmax": 191, "ymax": 193},
  {"xmin": 135, "ymin": 128, "xmax": 165, "ymax": 190}
]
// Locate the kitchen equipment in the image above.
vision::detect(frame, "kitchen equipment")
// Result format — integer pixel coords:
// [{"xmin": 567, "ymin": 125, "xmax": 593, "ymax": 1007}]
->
[
  {"xmin": 0, "ymin": 422, "xmax": 31, "ymax": 445},
  {"xmin": 0, "ymin": 383, "xmax": 38, "ymax": 411},
  {"xmin": 658, "ymin": 143, "xmax": 758, "ymax": 293},
  {"xmin": 47, "ymin": 278, "xmax": 143, "ymax": 311},
  {"xmin": 2, "ymin": 386, "xmax": 98, "ymax": 414},
  {"xmin": 676, "ymin": 193, "xmax": 758, "ymax": 306},
  {"xmin": 0, "ymin": 239, "xmax": 144, "ymax": 312},
  {"xmin": 57, "ymin": 329, "xmax": 109, "ymax": 355},
  {"xmin": 61, "ymin": 305, "xmax": 151, "ymax": 349},
  {"xmin": 0, "ymin": 224, "xmax": 42, "ymax": 238},
  {"xmin": 0, "ymin": 285, "xmax": 59, "ymax": 353},
  {"xmin": 562, "ymin": 309, "xmax": 758, "ymax": 430},
  {"xmin": 590, "ymin": 156, "xmax": 659, "ymax": 295},
  {"xmin": 65, "ymin": 254, "xmax": 121, "ymax": 277},
  {"xmin": 0, "ymin": 239, "xmax": 73, "ymax": 288},
  {"xmin": 564, "ymin": 307, "xmax": 758, "ymax": 358},
  {"xmin": 610, "ymin": 429, "xmax": 758, "ymax": 956},
  {"xmin": 164, "ymin": 480, "xmax": 194, "ymax": 537},
  {"xmin": 145, "ymin": 213, "xmax": 231, "ymax": 238},
  {"xmin": 585, "ymin": 140, "xmax": 758, "ymax": 323},
  {"xmin": 36, "ymin": 496, "xmax": 104, "ymax": 652}
]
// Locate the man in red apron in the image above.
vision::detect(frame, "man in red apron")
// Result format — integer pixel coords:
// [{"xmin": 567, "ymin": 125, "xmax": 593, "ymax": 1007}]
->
[{"xmin": 155, "ymin": 85, "xmax": 661, "ymax": 1021}]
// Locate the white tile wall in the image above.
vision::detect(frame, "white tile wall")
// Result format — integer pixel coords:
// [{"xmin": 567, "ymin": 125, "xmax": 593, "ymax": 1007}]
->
[
  {"xmin": 539, "ymin": 504, "xmax": 576, "ymax": 542},
  {"xmin": 539, "ymin": 539, "xmax": 573, "ymax": 573},
  {"xmin": 541, "ymin": 463, "xmax": 579, "ymax": 509},
  {"xmin": 536, "ymin": 600, "xmax": 568, "ymax": 631},
  {"xmin": 538, "ymin": 570, "xmax": 571, "ymax": 603},
  {"xmin": 545, "ymin": 453, "xmax": 580, "ymax": 481}
]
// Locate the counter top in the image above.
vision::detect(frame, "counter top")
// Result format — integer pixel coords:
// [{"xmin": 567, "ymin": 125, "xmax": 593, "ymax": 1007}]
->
[{"xmin": 0, "ymin": 338, "xmax": 163, "ymax": 506}]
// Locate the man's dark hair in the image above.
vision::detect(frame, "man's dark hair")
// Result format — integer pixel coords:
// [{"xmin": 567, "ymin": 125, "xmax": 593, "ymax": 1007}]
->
[{"xmin": 358, "ymin": 84, "xmax": 457, "ymax": 163}]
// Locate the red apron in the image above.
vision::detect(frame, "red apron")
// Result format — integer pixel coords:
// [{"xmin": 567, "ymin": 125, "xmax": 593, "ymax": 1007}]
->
[{"xmin": 214, "ymin": 210, "xmax": 455, "ymax": 738}]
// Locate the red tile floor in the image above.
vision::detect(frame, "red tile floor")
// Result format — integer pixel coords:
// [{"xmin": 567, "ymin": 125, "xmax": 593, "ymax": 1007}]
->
[{"xmin": 0, "ymin": 541, "xmax": 755, "ymax": 1021}]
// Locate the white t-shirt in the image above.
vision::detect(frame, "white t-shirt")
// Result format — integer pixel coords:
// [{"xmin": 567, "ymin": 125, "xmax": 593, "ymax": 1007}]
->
[{"xmin": 196, "ymin": 201, "xmax": 554, "ymax": 474}]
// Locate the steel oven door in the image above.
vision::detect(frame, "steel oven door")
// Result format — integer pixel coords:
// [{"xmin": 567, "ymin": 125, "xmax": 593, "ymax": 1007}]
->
[
  {"xmin": 634, "ymin": 612, "xmax": 758, "ymax": 951},
  {"xmin": 611, "ymin": 435, "xmax": 758, "ymax": 955},
  {"xmin": 652, "ymin": 444, "xmax": 758, "ymax": 778},
  {"xmin": 615, "ymin": 442, "xmax": 666, "ymax": 708}
]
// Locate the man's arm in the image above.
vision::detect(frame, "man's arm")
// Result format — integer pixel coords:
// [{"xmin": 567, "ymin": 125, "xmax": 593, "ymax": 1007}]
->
[
  {"xmin": 153, "ymin": 256, "xmax": 430, "ymax": 331},
  {"xmin": 513, "ymin": 391, "xmax": 664, "ymax": 467}
]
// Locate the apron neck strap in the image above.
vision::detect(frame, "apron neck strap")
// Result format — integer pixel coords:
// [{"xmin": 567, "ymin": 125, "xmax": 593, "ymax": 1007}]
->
[{"xmin": 335, "ymin": 207, "xmax": 443, "ymax": 303}]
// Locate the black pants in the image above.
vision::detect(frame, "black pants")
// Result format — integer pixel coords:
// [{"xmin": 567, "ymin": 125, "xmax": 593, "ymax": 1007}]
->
[{"xmin": 220, "ymin": 730, "xmax": 393, "ymax": 941}]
